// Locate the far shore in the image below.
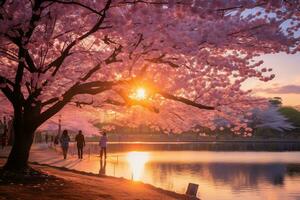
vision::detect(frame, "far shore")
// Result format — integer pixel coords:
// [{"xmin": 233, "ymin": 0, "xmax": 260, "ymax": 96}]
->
[{"xmin": 97, "ymin": 139, "xmax": 300, "ymax": 143}]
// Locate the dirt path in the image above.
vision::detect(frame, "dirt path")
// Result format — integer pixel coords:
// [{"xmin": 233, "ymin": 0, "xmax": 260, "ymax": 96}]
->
[{"xmin": 0, "ymin": 158, "xmax": 186, "ymax": 200}]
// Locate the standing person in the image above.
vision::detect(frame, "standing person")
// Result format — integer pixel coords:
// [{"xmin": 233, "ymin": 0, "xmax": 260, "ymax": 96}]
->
[
  {"xmin": 99, "ymin": 132, "xmax": 107, "ymax": 160},
  {"xmin": 7, "ymin": 116, "xmax": 14, "ymax": 145},
  {"xmin": 1, "ymin": 117, "xmax": 7, "ymax": 149},
  {"xmin": 60, "ymin": 130, "xmax": 70, "ymax": 159},
  {"xmin": 1, "ymin": 132, "xmax": 7, "ymax": 149},
  {"xmin": 45, "ymin": 133, "xmax": 49, "ymax": 144},
  {"xmin": 54, "ymin": 134, "xmax": 59, "ymax": 146},
  {"xmin": 75, "ymin": 130, "xmax": 85, "ymax": 159},
  {"xmin": 0, "ymin": 118, "xmax": 4, "ymax": 148}
]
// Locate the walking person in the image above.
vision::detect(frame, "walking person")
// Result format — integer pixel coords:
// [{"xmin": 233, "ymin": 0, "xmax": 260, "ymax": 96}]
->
[
  {"xmin": 60, "ymin": 130, "xmax": 70, "ymax": 159},
  {"xmin": 99, "ymin": 132, "xmax": 107, "ymax": 160},
  {"xmin": 75, "ymin": 130, "xmax": 85, "ymax": 159}
]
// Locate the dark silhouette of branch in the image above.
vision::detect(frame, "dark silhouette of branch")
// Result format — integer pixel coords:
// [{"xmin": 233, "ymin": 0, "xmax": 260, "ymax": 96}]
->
[
  {"xmin": 0, "ymin": 76, "xmax": 14, "ymax": 103},
  {"xmin": 146, "ymin": 54, "xmax": 181, "ymax": 68},
  {"xmin": 159, "ymin": 91, "xmax": 214, "ymax": 110},
  {"xmin": 47, "ymin": 0, "xmax": 105, "ymax": 16},
  {"xmin": 42, "ymin": 0, "xmax": 112, "ymax": 75},
  {"xmin": 80, "ymin": 63, "xmax": 102, "ymax": 82}
]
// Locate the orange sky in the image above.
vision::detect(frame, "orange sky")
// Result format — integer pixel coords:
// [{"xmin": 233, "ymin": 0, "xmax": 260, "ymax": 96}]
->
[{"xmin": 242, "ymin": 52, "xmax": 300, "ymax": 106}]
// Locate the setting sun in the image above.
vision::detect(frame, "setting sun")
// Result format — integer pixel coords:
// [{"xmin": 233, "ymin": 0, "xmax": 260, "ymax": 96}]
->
[
  {"xmin": 130, "ymin": 87, "xmax": 147, "ymax": 100},
  {"xmin": 136, "ymin": 88, "xmax": 146, "ymax": 100}
]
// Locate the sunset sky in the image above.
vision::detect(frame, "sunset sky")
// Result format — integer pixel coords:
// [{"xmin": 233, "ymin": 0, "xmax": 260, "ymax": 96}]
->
[{"xmin": 243, "ymin": 52, "xmax": 300, "ymax": 106}]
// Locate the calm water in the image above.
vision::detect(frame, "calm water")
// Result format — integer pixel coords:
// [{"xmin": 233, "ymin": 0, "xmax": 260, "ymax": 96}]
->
[{"xmin": 65, "ymin": 144, "xmax": 300, "ymax": 200}]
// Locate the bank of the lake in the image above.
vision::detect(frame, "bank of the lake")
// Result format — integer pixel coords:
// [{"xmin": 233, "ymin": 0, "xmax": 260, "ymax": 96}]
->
[
  {"xmin": 0, "ymin": 158, "xmax": 188, "ymax": 200},
  {"xmin": 2, "ymin": 142, "xmax": 300, "ymax": 200}
]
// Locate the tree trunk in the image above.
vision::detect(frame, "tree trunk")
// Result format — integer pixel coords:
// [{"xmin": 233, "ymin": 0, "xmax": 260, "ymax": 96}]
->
[
  {"xmin": 3, "ymin": 111, "xmax": 36, "ymax": 171},
  {"xmin": 3, "ymin": 128, "xmax": 35, "ymax": 171}
]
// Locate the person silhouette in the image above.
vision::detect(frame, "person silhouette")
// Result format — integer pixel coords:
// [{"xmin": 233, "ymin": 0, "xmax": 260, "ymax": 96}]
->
[
  {"xmin": 60, "ymin": 130, "xmax": 70, "ymax": 159},
  {"xmin": 45, "ymin": 133, "xmax": 49, "ymax": 144},
  {"xmin": 1, "ymin": 132, "xmax": 7, "ymax": 149},
  {"xmin": 1, "ymin": 117, "xmax": 7, "ymax": 149},
  {"xmin": 99, "ymin": 132, "xmax": 107, "ymax": 160},
  {"xmin": 75, "ymin": 130, "xmax": 85, "ymax": 159}
]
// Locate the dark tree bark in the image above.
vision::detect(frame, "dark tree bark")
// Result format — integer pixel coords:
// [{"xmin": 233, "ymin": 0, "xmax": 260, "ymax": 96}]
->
[
  {"xmin": 3, "ymin": 104, "xmax": 38, "ymax": 171},
  {"xmin": 3, "ymin": 128, "xmax": 35, "ymax": 171}
]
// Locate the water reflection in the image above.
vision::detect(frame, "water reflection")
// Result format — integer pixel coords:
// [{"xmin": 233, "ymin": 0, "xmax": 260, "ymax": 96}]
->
[
  {"xmin": 126, "ymin": 152, "xmax": 149, "ymax": 181},
  {"xmin": 63, "ymin": 150, "xmax": 300, "ymax": 200},
  {"xmin": 120, "ymin": 152, "xmax": 300, "ymax": 199},
  {"xmin": 147, "ymin": 163, "xmax": 286, "ymax": 190},
  {"xmin": 99, "ymin": 159, "xmax": 106, "ymax": 175}
]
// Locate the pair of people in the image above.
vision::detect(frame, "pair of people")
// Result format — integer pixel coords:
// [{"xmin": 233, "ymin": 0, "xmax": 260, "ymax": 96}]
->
[
  {"xmin": 59, "ymin": 130, "xmax": 107, "ymax": 160},
  {"xmin": 60, "ymin": 130, "xmax": 85, "ymax": 159}
]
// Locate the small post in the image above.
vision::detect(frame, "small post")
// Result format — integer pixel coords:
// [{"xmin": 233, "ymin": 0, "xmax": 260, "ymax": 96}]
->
[
  {"xmin": 186, "ymin": 183, "xmax": 199, "ymax": 199},
  {"xmin": 114, "ymin": 163, "xmax": 116, "ymax": 176}
]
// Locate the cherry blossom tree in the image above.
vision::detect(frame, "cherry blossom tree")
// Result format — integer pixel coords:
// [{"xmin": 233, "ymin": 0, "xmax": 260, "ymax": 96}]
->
[
  {"xmin": 250, "ymin": 105, "xmax": 294, "ymax": 132},
  {"xmin": 0, "ymin": 0, "xmax": 299, "ymax": 171}
]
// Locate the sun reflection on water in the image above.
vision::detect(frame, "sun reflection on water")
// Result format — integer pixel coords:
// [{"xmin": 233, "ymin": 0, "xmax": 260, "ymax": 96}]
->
[{"xmin": 127, "ymin": 152, "xmax": 149, "ymax": 181}]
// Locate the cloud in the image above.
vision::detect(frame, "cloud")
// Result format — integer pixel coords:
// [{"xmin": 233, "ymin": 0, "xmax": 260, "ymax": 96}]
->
[{"xmin": 255, "ymin": 84, "xmax": 300, "ymax": 94}]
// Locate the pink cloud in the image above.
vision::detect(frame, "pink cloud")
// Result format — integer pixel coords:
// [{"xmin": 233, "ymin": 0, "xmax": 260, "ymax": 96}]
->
[{"xmin": 255, "ymin": 84, "xmax": 300, "ymax": 94}]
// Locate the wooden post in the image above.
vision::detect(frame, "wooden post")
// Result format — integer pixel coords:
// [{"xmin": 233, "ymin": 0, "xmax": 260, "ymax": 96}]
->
[{"xmin": 186, "ymin": 183, "xmax": 199, "ymax": 199}]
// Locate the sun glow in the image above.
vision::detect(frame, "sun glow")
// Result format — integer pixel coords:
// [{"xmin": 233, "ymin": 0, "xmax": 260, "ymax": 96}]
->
[
  {"xmin": 127, "ymin": 152, "xmax": 149, "ymax": 181},
  {"xmin": 130, "ymin": 87, "xmax": 147, "ymax": 100},
  {"xmin": 136, "ymin": 88, "xmax": 146, "ymax": 99}
]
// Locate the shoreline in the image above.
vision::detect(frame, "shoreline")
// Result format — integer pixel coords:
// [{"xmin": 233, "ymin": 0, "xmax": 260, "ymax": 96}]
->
[
  {"xmin": 0, "ymin": 157, "xmax": 190, "ymax": 200},
  {"xmin": 29, "ymin": 160, "xmax": 188, "ymax": 199}
]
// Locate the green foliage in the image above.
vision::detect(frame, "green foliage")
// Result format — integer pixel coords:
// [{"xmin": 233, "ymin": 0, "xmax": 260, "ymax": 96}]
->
[
  {"xmin": 279, "ymin": 107, "xmax": 300, "ymax": 128},
  {"xmin": 269, "ymin": 97, "xmax": 283, "ymax": 106}
]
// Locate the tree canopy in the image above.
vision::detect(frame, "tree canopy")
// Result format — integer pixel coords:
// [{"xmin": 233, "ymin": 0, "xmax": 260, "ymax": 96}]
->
[{"xmin": 0, "ymin": 0, "xmax": 300, "ymax": 135}]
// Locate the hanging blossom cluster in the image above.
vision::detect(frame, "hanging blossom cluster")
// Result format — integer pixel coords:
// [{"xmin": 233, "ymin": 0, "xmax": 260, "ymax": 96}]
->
[{"xmin": 0, "ymin": 0, "xmax": 299, "ymax": 135}]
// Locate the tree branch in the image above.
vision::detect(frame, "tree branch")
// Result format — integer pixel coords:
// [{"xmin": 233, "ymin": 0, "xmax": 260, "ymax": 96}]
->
[
  {"xmin": 80, "ymin": 63, "xmax": 102, "ymax": 82},
  {"xmin": 37, "ymin": 79, "xmax": 118, "ymax": 126},
  {"xmin": 42, "ymin": 0, "xmax": 112, "ymax": 76},
  {"xmin": 0, "ymin": 76, "xmax": 14, "ymax": 103},
  {"xmin": 47, "ymin": 0, "xmax": 105, "ymax": 16},
  {"xmin": 145, "ymin": 54, "xmax": 181, "ymax": 68},
  {"xmin": 159, "ymin": 91, "xmax": 214, "ymax": 110}
]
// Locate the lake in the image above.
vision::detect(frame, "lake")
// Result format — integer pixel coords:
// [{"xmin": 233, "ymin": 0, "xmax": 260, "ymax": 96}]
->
[{"xmin": 65, "ymin": 142, "xmax": 300, "ymax": 200}]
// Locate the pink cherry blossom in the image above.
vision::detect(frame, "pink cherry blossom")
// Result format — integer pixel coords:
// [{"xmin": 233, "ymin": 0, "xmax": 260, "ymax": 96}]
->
[{"xmin": 0, "ymin": 0, "xmax": 299, "ymax": 138}]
